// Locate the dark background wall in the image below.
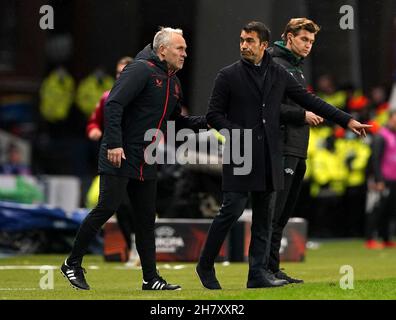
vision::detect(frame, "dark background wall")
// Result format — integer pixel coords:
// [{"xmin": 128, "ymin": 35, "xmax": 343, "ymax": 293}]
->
[
  {"xmin": 190, "ymin": 0, "xmax": 314, "ymax": 114},
  {"xmin": 0, "ymin": 0, "xmax": 394, "ymax": 221},
  {"xmin": 0, "ymin": 0, "xmax": 395, "ymax": 113}
]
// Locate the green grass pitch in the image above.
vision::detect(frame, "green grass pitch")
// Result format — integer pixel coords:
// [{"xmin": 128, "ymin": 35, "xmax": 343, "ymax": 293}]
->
[{"xmin": 1, "ymin": 240, "xmax": 396, "ymax": 300}]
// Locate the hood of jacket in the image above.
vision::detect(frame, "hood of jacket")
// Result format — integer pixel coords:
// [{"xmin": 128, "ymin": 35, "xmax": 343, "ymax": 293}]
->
[
  {"xmin": 135, "ymin": 43, "xmax": 170, "ymax": 74},
  {"xmin": 268, "ymin": 40, "xmax": 304, "ymax": 68}
]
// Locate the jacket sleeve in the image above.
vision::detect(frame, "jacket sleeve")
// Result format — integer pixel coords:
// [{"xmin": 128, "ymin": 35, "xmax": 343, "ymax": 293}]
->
[
  {"xmin": 280, "ymin": 103, "xmax": 306, "ymax": 125},
  {"xmin": 104, "ymin": 61, "xmax": 148, "ymax": 149},
  {"xmin": 86, "ymin": 92, "xmax": 106, "ymax": 136},
  {"xmin": 283, "ymin": 70, "xmax": 352, "ymax": 128},
  {"xmin": 170, "ymin": 82, "xmax": 207, "ymax": 132},
  {"xmin": 206, "ymin": 71, "xmax": 244, "ymax": 131},
  {"xmin": 371, "ymin": 134, "xmax": 385, "ymax": 182}
]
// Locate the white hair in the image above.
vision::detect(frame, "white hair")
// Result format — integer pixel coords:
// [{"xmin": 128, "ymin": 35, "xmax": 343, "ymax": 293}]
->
[{"xmin": 153, "ymin": 27, "xmax": 183, "ymax": 52}]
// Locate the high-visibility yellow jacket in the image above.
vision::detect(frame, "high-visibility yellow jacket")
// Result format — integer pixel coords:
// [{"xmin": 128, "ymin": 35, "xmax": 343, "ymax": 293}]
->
[
  {"xmin": 85, "ymin": 175, "xmax": 100, "ymax": 209},
  {"xmin": 310, "ymin": 147, "xmax": 348, "ymax": 197},
  {"xmin": 76, "ymin": 74, "xmax": 114, "ymax": 117},
  {"xmin": 373, "ymin": 109, "xmax": 389, "ymax": 127},
  {"xmin": 305, "ymin": 126, "xmax": 333, "ymax": 180},
  {"xmin": 318, "ymin": 91, "xmax": 347, "ymax": 109},
  {"xmin": 336, "ymin": 138, "xmax": 371, "ymax": 187},
  {"xmin": 39, "ymin": 70, "xmax": 75, "ymax": 122}
]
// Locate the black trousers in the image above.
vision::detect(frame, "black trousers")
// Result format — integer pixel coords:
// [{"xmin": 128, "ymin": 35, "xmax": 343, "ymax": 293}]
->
[
  {"xmin": 116, "ymin": 194, "xmax": 136, "ymax": 249},
  {"xmin": 268, "ymin": 156, "xmax": 306, "ymax": 273},
  {"xmin": 199, "ymin": 190, "xmax": 276, "ymax": 280},
  {"xmin": 68, "ymin": 174, "xmax": 157, "ymax": 280},
  {"xmin": 366, "ymin": 180, "xmax": 396, "ymax": 242}
]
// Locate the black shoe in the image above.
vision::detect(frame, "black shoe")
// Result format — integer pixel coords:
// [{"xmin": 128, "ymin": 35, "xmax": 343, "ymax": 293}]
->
[
  {"xmin": 195, "ymin": 264, "xmax": 222, "ymax": 290},
  {"xmin": 247, "ymin": 270, "xmax": 287, "ymax": 288},
  {"xmin": 142, "ymin": 276, "xmax": 181, "ymax": 290},
  {"xmin": 60, "ymin": 260, "xmax": 90, "ymax": 290},
  {"xmin": 274, "ymin": 270, "xmax": 304, "ymax": 284}
]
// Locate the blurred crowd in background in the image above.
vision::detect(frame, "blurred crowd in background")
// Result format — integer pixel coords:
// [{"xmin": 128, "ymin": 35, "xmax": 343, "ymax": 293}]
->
[
  {"xmin": 1, "ymin": 64, "xmax": 396, "ymax": 243},
  {"xmin": 1, "ymin": 1, "xmax": 396, "ymax": 247}
]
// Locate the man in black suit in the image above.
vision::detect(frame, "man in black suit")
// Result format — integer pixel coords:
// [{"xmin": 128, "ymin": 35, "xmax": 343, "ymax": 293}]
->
[{"xmin": 196, "ymin": 21, "xmax": 370, "ymax": 289}]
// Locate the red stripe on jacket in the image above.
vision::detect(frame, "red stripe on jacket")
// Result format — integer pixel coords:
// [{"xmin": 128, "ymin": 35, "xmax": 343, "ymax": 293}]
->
[{"xmin": 139, "ymin": 74, "xmax": 172, "ymax": 181}]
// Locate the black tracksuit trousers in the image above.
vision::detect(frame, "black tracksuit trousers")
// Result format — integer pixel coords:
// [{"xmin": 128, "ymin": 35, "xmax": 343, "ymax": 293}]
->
[
  {"xmin": 268, "ymin": 156, "xmax": 306, "ymax": 273},
  {"xmin": 67, "ymin": 174, "xmax": 157, "ymax": 281}
]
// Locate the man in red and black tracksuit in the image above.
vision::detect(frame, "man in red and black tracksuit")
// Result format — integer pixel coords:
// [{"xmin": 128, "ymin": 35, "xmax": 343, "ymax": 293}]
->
[{"xmin": 62, "ymin": 27, "xmax": 207, "ymax": 291}]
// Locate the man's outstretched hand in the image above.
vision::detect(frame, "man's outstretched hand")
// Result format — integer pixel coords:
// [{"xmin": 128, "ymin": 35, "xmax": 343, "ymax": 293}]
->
[{"xmin": 347, "ymin": 119, "xmax": 372, "ymax": 138}]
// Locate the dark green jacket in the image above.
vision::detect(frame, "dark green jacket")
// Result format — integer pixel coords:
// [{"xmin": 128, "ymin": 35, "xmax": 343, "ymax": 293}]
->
[{"xmin": 268, "ymin": 41, "xmax": 309, "ymax": 159}]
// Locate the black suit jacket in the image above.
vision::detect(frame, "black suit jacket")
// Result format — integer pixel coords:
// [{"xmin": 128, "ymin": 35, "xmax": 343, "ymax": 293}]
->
[{"xmin": 206, "ymin": 51, "xmax": 352, "ymax": 191}]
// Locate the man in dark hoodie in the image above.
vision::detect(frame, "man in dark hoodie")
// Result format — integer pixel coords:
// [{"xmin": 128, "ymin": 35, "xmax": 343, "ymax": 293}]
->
[
  {"xmin": 196, "ymin": 21, "xmax": 370, "ymax": 290},
  {"xmin": 61, "ymin": 27, "xmax": 207, "ymax": 291},
  {"xmin": 266, "ymin": 18, "xmax": 322, "ymax": 284}
]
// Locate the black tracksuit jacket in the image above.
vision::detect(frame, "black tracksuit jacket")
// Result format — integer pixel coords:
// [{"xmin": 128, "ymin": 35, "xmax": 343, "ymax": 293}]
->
[{"xmin": 99, "ymin": 44, "xmax": 207, "ymax": 180}]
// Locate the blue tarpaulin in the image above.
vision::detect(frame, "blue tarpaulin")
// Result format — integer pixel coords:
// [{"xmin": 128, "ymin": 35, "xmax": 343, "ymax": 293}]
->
[
  {"xmin": 0, "ymin": 201, "xmax": 101, "ymax": 254},
  {"xmin": 0, "ymin": 201, "xmax": 83, "ymax": 232}
]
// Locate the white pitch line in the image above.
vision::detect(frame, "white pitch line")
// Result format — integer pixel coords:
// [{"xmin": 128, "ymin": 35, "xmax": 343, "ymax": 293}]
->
[
  {"xmin": 0, "ymin": 264, "xmax": 187, "ymax": 271},
  {"xmin": 0, "ymin": 265, "xmax": 100, "ymax": 270},
  {"xmin": 87, "ymin": 266, "xmax": 99, "ymax": 270},
  {"xmin": 0, "ymin": 265, "xmax": 57, "ymax": 270},
  {"xmin": 0, "ymin": 288, "xmax": 38, "ymax": 291},
  {"xmin": 114, "ymin": 266, "xmax": 142, "ymax": 270},
  {"xmin": 161, "ymin": 264, "xmax": 186, "ymax": 270}
]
